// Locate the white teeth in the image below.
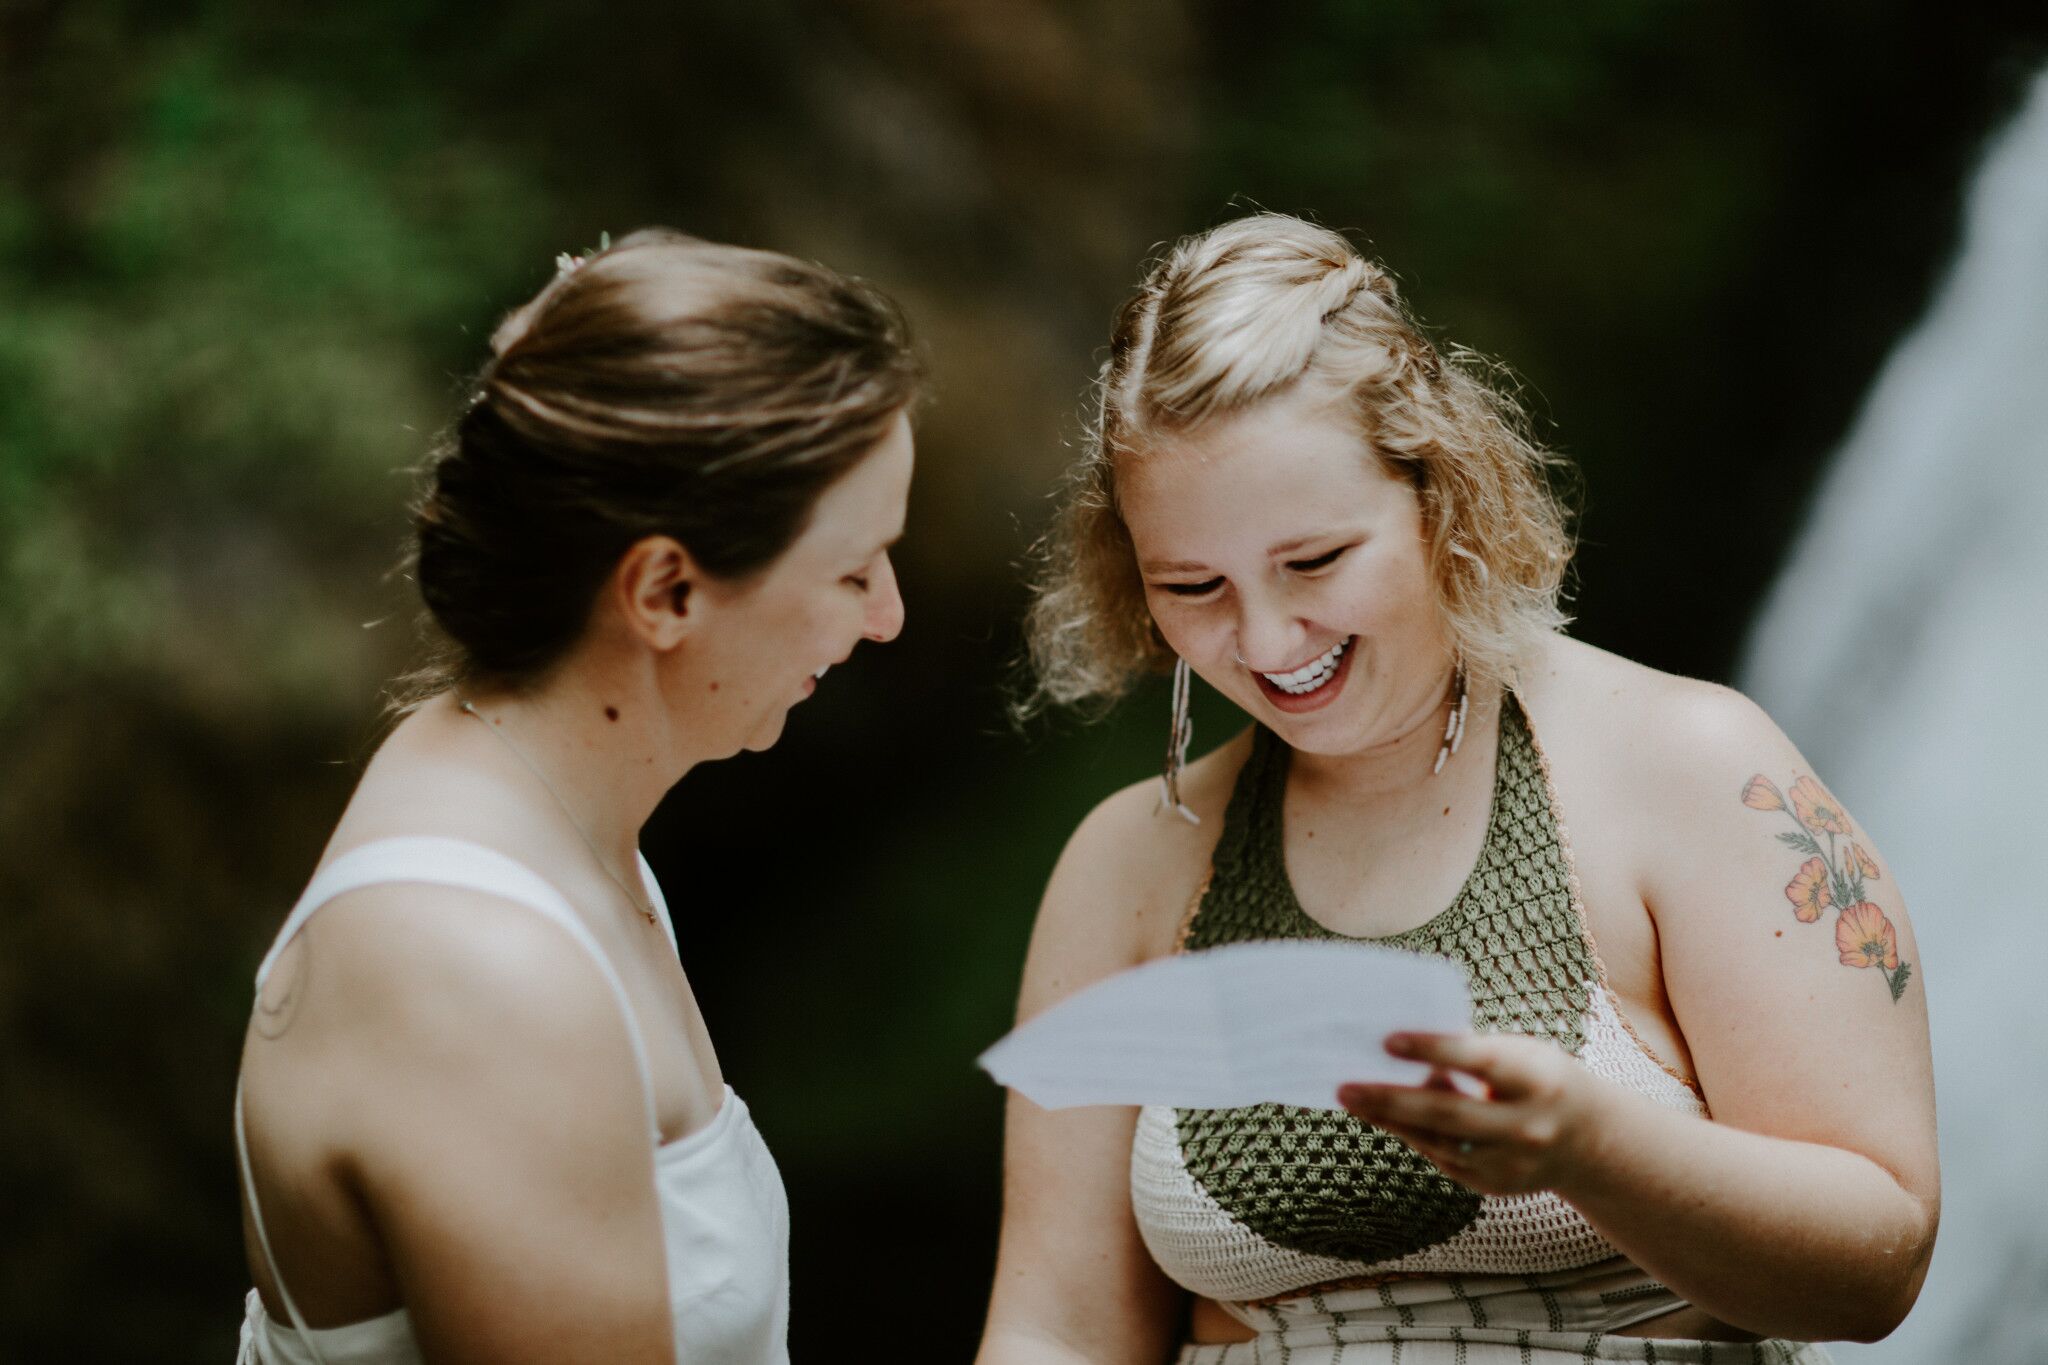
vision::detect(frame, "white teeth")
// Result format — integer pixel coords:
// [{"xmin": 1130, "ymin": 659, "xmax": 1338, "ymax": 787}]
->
[
  {"xmin": 1259, "ymin": 638, "xmax": 1348, "ymax": 694},
  {"xmin": 814, "ymin": 666, "xmax": 830, "ymax": 680}
]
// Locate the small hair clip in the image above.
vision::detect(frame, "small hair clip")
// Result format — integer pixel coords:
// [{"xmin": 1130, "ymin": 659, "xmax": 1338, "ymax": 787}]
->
[{"xmin": 552, "ymin": 230, "xmax": 612, "ymax": 279}]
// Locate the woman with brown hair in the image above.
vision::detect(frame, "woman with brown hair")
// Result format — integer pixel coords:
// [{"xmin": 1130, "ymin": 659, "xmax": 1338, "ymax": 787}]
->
[
  {"xmin": 977, "ymin": 213, "xmax": 1936, "ymax": 1363},
  {"xmin": 233, "ymin": 230, "xmax": 920, "ymax": 1365}
]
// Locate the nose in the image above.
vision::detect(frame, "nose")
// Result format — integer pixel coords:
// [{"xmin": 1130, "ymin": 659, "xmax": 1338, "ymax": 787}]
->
[
  {"xmin": 862, "ymin": 551, "xmax": 905, "ymax": 644},
  {"xmin": 1234, "ymin": 592, "xmax": 1307, "ymax": 672}
]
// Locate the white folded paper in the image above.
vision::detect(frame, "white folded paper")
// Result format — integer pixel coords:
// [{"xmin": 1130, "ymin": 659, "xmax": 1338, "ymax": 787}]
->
[{"xmin": 978, "ymin": 939, "xmax": 1472, "ymax": 1111}]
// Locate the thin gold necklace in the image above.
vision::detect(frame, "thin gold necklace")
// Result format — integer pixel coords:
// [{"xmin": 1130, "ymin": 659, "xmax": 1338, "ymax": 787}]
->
[{"xmin": 457, "ymin": 698, "xmax": 658, "ymax": 927}]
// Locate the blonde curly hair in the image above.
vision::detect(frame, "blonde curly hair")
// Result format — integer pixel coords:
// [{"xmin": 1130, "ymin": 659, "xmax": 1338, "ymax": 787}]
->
[{"xmin": 1020, "ymin": 212, "xmax": 1573, "ymax": 716}]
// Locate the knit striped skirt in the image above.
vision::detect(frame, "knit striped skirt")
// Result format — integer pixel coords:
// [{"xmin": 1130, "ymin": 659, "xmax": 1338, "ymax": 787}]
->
[{"xmin": 1170, "ymin": 1260, "xmax": 1835, "ymax": 1365}]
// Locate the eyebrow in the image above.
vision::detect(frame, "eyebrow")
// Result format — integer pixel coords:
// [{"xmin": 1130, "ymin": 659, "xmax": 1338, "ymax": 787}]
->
[{"xmin": 1140, "ymin": 528, "xmax": 1363, "ymax": 576}]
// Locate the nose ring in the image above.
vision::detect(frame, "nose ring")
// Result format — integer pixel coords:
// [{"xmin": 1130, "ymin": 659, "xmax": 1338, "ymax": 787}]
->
[{"xmin": 1234, "ymin": 650, "xmax": 1247, "ymax": 666}]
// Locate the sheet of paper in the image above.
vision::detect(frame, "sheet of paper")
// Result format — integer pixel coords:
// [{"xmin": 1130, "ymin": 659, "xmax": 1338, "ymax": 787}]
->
[{"xmin": 978, "ymin": 939, "xmax": 1472, "ymax": 1110}]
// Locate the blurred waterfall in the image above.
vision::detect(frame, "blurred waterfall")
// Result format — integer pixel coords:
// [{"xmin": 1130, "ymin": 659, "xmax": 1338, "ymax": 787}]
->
[{"xmin": 1740, "ymin": 64, "xmax": 2048, "ymax": 1365}]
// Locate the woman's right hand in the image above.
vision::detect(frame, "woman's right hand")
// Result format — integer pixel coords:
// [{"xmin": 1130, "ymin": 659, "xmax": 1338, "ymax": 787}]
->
[{"xmin": 1338, "ymin": 1030, "xmax": 1609, "ymax": 1196}]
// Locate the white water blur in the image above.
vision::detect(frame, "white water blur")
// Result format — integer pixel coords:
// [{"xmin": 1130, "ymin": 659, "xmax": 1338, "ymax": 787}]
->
[{"xmin": 1740, "ymin": 64, "xmax": 2048, "ymax": 1365}]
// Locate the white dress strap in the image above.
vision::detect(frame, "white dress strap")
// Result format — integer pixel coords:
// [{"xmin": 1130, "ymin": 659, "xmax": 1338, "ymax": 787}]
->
[
  {"xmin": 252, "ymin": 835, "xmax": 661, "ymax": 1135},
  {"xmin": 237, "ymin": 836, "xmax": 666, "ymax": 1361},
  {"xmin": 236, "ymin": 1083, "xmax": 329, "ymax": 1364}
]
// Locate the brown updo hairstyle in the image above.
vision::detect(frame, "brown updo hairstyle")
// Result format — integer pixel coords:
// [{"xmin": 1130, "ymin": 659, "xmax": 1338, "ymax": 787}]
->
[
  {"xmin": 401, "ymin": 229, "xmax": 920, "ymax": 702},
  {"xmin": 1020, "ymin": 212, "xmax": 1571, "ymax": 717}
]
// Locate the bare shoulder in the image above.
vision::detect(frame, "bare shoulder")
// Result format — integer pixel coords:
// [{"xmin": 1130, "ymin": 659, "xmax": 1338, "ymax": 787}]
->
[
  {"xmin": 1059, "ymin": 725, "xmax": 1251, "ymax": 898},
  {"xmin": 283, "ymin": 713, "xmax": 646, "ymax": 1067},
  {"xmin": 1520, "ymin": 634, "xmax": 1916, "ymax": 984},
  {"xmin": 319, "ymin": 883, "xmax": 623, "ymax": 1037},
  {"xmin": 240, "ymin": 877, "xmax": 678, "ymax": 1357},
  {"xmin": 249, "ymin": 881, "xmax": 646, "ymax": 1152},
  {"xmin": 1514, "ymin": 635, "xmax": 1799, "ymax": 807},
  {"xmin": 1017, "ymin": 727, "xmax": 1253, "ymax": 1018}
]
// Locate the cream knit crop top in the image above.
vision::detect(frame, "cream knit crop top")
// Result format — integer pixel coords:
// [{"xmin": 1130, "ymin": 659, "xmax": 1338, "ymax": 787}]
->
[{"xmin": 1129, "ymin": 696, "xmax": 1708, "ymax": 1304}]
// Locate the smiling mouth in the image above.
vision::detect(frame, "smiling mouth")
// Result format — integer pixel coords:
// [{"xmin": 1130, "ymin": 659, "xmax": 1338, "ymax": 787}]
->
[
  {"xmin": 1256, "ymin": 637, "xmax": 1349, "ymax": 694},
  {"xmin": 1247, "ymin": 635, "xmax": 1357, "ymax": 713}
]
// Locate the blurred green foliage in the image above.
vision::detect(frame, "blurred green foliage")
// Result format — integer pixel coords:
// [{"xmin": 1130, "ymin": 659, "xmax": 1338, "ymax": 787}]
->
[
  {"xmin": 2, "ymin": 1, "xmax": 2044, "ymax": 1357},
  {"xmin": 2, "ymin": 7, "xmax": 553, "ymax": 715}
]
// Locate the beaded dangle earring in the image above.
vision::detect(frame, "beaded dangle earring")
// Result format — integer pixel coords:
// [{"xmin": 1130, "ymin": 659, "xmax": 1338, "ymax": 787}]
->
[
  {"xmin": 1432, "ymin": 661, "xmax": 1471, "ymax": 774},
  {"xmin": 1160, "ymin": 656, "xmax": 1200, "ymax": 824}
]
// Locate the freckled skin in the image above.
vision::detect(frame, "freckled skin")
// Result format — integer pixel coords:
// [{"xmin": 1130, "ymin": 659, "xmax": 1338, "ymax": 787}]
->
[{"xmin": 1121, "ymin": 384, "xmax": 1453, "ymax": 762}]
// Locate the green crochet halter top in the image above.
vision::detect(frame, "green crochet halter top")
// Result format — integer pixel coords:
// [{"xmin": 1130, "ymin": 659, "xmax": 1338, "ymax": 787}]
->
[{"xmin": 1174, "ymin": 692, "xmax": 1599, "ymax": 1267}]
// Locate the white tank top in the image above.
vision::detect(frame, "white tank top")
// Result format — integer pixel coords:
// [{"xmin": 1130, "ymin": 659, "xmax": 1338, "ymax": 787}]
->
[{"xmin": 234, "ymin": 837, "xmax": 791, "ymax": 1365}]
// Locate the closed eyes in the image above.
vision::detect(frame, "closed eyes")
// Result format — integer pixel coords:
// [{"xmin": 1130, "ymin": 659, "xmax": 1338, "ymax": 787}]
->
[
  {"xmin": 1154, "ymin": 544, "xmax": 1352, "ymax": 598},
  {"xmin": 1289, "ymin": 545, "xmax": 1348, "ymax": 573},
  {"xmin": 845, "ymin": 547, "xmax": 896, "ymax": 593}
]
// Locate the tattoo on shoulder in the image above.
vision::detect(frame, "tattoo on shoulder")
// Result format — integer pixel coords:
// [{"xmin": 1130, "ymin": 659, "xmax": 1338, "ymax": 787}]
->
[
  {"xmin": 254, "ymin": 935, "xmax": 311, "ymax": 1040},
  {"xmin": 1741, "ymin": 773, "xmax": 1912, "ymax": 1003}
]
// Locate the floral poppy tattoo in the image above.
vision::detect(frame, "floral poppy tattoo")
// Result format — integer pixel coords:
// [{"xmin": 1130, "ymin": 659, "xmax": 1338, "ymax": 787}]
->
[
  {"xmin": 1743, "ymin": 773, "xmax": 1911, "ymax": 1002},
  {"xmin": 1784, "ymin": 857, "xmax": 1832, "ymax": 923}
]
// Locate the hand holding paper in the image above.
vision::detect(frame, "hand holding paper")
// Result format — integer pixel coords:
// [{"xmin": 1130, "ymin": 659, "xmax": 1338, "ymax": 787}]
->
[{"xmin": 978, "ymin": 940, "xmax": 1473, "ymax": 1111}]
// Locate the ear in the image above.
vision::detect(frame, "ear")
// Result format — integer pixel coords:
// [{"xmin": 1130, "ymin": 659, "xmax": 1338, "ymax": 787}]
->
[{"xmin": 611, "ymin": 535, "xmax": 702, "ymax": 652}]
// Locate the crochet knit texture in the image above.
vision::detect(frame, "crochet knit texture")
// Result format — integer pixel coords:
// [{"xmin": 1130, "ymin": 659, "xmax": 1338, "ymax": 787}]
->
[{"xmin": 1173, "ymin": 696, "xmax": 1598, "ymax": 1268}]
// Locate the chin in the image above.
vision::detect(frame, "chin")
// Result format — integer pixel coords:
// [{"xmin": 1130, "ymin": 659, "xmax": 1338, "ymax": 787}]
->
[
  {"xmin": 1252, "ymin": 671, "xmax": 1392, "ymax": 758},
  {"xmin": 740, "ymin": 718, "xmax": 790, "ymax": 754},
  {"xmin": 1267, "ymin": 710, "xmax": 1371, "ymax": 758}
]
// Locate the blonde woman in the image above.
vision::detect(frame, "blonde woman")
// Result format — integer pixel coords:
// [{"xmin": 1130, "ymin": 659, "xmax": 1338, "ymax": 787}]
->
[
  {"xmin": 234, "ymin": 231, "xmax": 919, "ymax": 1364},
  {"xmin": 977, "ymin": 214, "xmax": 1935, "ymax": 1363}
]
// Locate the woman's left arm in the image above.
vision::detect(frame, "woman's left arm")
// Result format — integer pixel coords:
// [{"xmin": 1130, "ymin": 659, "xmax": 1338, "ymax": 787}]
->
[{"xmin": 1342, "ymin": 685, "xmax": 1938, "ymax": 1343}]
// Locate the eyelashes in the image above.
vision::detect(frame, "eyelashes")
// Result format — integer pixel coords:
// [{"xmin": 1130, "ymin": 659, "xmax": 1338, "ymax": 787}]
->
[
  {"xmin": 845, "ymin": 548, "xmax": 890, "ymax": 593},
  {"xmin": 1289, "ymin": 546, "xmax": 1347, "ymax": 573},
  {"xmin": 1155, "ymin": 544, "xmax": 1353, "ymax": 598}
]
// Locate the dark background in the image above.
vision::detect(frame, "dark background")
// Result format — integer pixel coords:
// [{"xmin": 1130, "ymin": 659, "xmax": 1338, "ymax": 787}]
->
[{"xmin": 4, "ymin": 3, "xmax": 2045, "ymax": 1356}]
